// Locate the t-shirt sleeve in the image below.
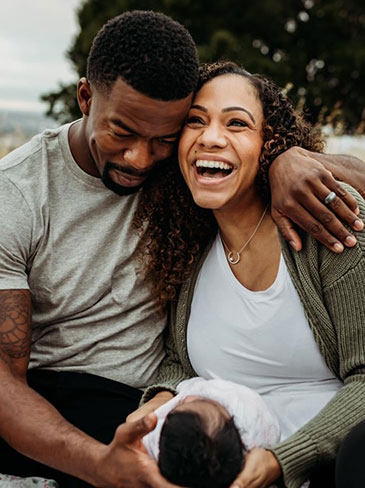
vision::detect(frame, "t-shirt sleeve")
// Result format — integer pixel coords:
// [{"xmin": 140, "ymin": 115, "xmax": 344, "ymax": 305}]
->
[{"xmin": 0, "ymin": 173, "xmax": 33, "ymax": 290}]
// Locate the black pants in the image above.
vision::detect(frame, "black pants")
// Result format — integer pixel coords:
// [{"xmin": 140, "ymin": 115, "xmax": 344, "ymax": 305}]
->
[
  {"xmin": 335, "ymin": 419, "xmax": 365, "ymax": 487},
  {"xmin": 310, "ymin": 463, "xmax": 336, "ymax": 487},
  {"xmin": 0, "ymin": 369, "xmax": 142, "ymax": 487}
]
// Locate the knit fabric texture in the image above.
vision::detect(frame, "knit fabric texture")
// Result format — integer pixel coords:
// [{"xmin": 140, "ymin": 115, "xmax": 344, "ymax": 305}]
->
[{"xmin": 143, "ymin": 184, "xmax": 365, "ymax": 488}]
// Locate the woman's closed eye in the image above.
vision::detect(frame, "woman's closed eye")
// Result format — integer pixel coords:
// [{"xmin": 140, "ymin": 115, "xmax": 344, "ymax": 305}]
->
[
  {"xmin": 228, "ymin": 119, "xmax": 249, "ymax": 128},
  {"xmin": 186, "ymin": 115, "xmax": 205, "ymax": 127}
]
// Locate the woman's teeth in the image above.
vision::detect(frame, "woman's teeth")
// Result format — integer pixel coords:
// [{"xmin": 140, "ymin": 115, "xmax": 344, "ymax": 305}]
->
[
  {"xmin": 195, "ymin": 159, "xmax": 233, "ymax": 178},
  {"xmin": 195, "ymin": 159, "xmax": 232, "ymax": 170}
]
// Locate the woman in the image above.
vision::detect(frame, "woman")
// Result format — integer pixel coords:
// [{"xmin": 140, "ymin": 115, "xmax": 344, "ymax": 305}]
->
[{"xmin": 134, "ymin": 62, "xmax": 365, "ymax": 488}]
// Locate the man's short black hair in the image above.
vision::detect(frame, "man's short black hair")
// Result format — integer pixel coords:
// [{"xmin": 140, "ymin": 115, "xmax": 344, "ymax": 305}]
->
[
  {"xmin": 158, "ymin": 410, "xmax": 245, "ymax": 488},
  {"xmin": 86, "ymin": 10, "xmax": 199, "ymax": 101}
]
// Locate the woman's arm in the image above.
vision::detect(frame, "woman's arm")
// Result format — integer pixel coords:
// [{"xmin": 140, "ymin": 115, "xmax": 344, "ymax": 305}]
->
[
  {"xmin": 270, "ymin": 185, "xmax": 365, "ymax": 488},
  {"xmin": 269, "ymin": 147, "xmax": 365, "ymax": 252},
  {"xmin": 126, "ymin": 391, "xmax": 174, "ymax": 423},
  {"xmin": 272, "ymin": 379, "xmax": 365, "ymax": 488}
]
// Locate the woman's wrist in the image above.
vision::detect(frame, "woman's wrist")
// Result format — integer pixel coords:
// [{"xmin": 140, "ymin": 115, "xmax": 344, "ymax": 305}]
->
[
  {"xmin": 267, "ymin": 450, "xmax": 282, "ymax": 482},
  {"xmin": 153, "ymin": 390, "xmax": 174, "ymax": 400}
]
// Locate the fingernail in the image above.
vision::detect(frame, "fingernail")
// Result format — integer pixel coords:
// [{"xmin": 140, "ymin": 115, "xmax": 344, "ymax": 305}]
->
[
  {"xmin": 354, "ymin": 207, "xmax": 360, "ymax": 216},
  {"xmin": 289, "ymin": 240, "xmax": 297, "ymax": 250},
  {"xmin": 353, "ymin": 219, "xmax": 364, "ymax": 231},
  {"xmin": 333, "ymin": 243, "xmax": 344, "ymax": 253},
  {"xmin": 345, "ymin": 235, "xmax": 357, "ymax": 247}
]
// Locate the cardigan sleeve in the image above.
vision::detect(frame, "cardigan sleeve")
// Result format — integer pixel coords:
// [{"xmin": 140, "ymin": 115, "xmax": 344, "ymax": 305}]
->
[
  {"xmin": 140, "ymin": 243, "xmax": 213, "ymax": 405},
  {"xmin": 271, "ymin": 186, "xmax": 365, "ymax": 488},
  {"xmin": 271, "ymin": 376, "xmax": 365, "ymax": 488}
]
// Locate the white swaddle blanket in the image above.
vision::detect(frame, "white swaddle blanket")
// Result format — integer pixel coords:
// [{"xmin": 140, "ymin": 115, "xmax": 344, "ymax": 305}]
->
[{"xmin": 143, "ymin": 377, "xmax": 281, "ymax": 461}]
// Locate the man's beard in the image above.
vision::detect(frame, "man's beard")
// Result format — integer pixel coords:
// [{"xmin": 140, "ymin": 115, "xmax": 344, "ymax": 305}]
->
[{"xmin": 101, "ymin": 162, "xmax": 149, "ymax": 196}]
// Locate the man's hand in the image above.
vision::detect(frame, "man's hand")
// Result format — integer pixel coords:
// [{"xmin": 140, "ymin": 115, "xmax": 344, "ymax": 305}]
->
[
  {"xmin": 230, "ymin": 448, "xmax": 281, "ymax": 488},
  {"xmin": 92, "ymin": 413, "xmax": 182, "ymax": 488},
  {"xmin": 0, "ymin": 289, "xmax": 177, "ymax": 487},
  {"xmin": 126, "ymin": 391, "xmax": 174, "ymax": 423},
  {"xmin": 269, "ymin": 147, "xmax": 364, "ymax": 252}
]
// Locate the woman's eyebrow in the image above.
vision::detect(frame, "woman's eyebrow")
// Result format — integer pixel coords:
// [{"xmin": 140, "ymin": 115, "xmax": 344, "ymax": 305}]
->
[
  {"xmin": 190, "ymin": 104, "xmax": 256, "ymax": 124},
  {"xmin": 190, "ymin": 104, "xmax": 208, "ymax": 112},
  {"xmin": 222, "ymin": 106, "xmax": 256, "ymax": 124}
]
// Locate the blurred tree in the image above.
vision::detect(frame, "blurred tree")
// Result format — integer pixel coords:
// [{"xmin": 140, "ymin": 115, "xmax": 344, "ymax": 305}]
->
[{"xmin": 41, "ymin": 0, "xmax": 365, "ymax": 132}]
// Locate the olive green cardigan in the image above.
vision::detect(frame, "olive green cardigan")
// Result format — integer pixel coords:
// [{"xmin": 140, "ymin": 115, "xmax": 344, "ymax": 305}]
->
[{"xmin": 144, "ymin": 185, "xmax": 365, "ymax": 488}]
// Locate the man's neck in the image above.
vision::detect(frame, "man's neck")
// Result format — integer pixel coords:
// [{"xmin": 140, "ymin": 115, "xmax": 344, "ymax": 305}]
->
[{"xmin": 68, "ymin": 119, "xmax": 99, "ymax": 177}]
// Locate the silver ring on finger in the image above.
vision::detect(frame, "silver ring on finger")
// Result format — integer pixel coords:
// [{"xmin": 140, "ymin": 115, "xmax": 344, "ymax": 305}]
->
[{"xmin": 323, "ymin": 191, "xmax": 337, "ymax": 206}]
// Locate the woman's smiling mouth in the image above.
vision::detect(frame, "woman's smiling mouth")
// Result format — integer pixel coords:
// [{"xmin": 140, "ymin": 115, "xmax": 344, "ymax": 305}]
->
[{"xmin": 194, "ymin": 159, "xmax": 234, "ymax": 179}]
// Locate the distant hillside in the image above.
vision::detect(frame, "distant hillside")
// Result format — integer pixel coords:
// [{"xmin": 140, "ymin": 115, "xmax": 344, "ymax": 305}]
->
[
  {"xmin": 0, "ymin": 110, "xmax": 58, "ymax": 157},
  {"xmin": 0, "ymin": 110, "xmax": 57, "ymax": 137}
]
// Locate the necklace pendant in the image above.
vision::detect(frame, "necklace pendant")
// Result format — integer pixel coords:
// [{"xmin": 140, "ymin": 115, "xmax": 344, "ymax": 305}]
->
[
  {"xmin": 220, "ymin": 204, "xmax": 268, "ymax": 267},
  {"xmin": 228, "ymin": 251, "xmax": 240, "ymax": 265}
]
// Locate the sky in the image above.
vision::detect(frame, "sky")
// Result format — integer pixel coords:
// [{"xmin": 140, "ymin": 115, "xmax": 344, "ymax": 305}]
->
[{"xmin": 0, "ymin": 0, "xmax": 81, "ymax": 112}]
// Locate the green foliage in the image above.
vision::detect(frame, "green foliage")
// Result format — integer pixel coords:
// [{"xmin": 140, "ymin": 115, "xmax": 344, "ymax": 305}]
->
[{"xmin": 42, "ymin": 0, "xmax": 365, "ymax": 132}]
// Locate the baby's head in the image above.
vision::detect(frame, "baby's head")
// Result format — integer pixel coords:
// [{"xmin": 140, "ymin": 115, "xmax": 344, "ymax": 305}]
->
[{"xmin": 158, "ymin": 396, "xmax": 245, "ymax": 488}]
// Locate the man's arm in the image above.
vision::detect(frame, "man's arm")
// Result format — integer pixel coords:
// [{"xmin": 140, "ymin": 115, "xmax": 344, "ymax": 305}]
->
[
  {"xmin": 0, "ymin": 289, "xmax": 179, "ymax": 488},
  {"xmin": 269, "ymin": 147, "xmax": 365, "ymax": 252}
]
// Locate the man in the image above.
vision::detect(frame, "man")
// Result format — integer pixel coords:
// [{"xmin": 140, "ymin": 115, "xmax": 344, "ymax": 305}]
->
[
  {"xmin": 0, "ymin": 11, "xmax": 197, "ymax": 488},
  {"xmin": 0, "ymin": 9, "xmax": 364, "ymax": 488}
]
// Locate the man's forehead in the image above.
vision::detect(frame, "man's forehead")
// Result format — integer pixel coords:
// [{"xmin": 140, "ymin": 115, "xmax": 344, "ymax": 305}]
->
[
  {"xmin": 103, "ymin": 91, "xmax": 192, "ymax": 137},
  {"xmin": 109, "ymin": 115, "xmax": 182, "ymax": 139},
  {"xmin": 108, "ymin": 77, "xmax": 191, "ymax": 109}
]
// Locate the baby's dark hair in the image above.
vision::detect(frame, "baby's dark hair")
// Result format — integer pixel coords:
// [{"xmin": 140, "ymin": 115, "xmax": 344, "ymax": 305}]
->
[
  {"xmin": 158, "ymin": 410, "xmax": 245, "ymax": 488},
  {"xmin": 86, "ymin": 10, "xmax": 199, "ymax": 100}
]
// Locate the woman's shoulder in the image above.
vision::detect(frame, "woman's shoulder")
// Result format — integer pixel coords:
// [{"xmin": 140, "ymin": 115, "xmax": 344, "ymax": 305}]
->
[
  {"xmin": 283, "ymin": 182, "xmax": 365, "ymax": 286},
  {"xmin": 341, "ymin": 182, "xmax": 365, "ymax": 208},
  {"xmin": 318, "ymin": 183, "xmax": 365, "ymax": 271}
]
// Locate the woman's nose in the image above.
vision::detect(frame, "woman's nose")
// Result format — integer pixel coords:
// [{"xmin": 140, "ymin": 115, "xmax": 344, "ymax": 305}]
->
[{"xmin": 197, "ymin": 123, "xmax": 227, "ymax": 148}]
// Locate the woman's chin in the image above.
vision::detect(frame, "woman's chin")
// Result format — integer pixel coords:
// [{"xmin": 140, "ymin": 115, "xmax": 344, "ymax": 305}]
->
[{"xmin": 192, "ymin": 195, "xmax": 225, "ymax": 210}]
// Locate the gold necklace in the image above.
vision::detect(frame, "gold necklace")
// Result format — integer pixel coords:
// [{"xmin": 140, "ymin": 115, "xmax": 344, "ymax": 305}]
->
[{"xmin": 220, "ymin": 205, "xmax": 268, "ymax": 265}]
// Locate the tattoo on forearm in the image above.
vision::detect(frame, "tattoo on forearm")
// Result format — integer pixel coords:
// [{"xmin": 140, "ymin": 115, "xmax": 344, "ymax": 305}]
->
[{"xmin": 0, "ymin": 290, "xmax": 31, "ymax": 359}]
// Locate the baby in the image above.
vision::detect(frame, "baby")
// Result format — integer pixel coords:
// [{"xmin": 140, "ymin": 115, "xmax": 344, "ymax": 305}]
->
[{"xmin": 143, "ymin": 378, "xmax": 281, "ymax": 488}]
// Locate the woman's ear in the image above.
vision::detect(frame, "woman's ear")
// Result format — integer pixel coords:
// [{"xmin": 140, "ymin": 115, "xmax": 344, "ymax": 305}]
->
[{"xmin": 77, "ymin": 77, "xmax": 92, "ymax": 116}]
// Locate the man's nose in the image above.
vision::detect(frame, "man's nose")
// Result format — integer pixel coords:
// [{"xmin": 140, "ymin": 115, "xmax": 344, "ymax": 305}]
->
[{"xmin": 123, "ymin": 140, "xmax": 153, "ymax": 170}]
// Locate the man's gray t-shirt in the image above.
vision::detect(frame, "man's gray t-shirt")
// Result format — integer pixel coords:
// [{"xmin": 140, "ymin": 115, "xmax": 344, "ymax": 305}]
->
[{"xmin": 0, "ymin": 124, "xmax": 166, "ymax": 388}]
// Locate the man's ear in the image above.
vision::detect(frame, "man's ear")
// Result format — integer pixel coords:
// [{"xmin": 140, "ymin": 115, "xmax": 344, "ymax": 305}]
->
[{"xmin": 77, "ymin": 77, "xmax": 92, "ymax": 116}]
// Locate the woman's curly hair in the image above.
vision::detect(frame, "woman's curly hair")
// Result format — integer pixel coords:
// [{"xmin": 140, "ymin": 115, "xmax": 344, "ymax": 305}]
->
[{"xmin": 134, "ymin": 60, "xmax": 324, "ymax": 314}]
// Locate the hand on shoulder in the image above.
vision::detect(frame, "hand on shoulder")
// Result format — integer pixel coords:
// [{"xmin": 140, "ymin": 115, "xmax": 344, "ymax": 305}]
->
[{"xmin": 269, "ymin": 146, "xmax": 364, "ymax": 253}]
